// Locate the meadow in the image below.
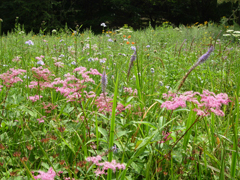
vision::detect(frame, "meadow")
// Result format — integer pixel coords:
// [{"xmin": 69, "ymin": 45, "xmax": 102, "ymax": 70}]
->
[{"xmin": 0, "ymin": 20, "xmax": 239, "ymax": 179}]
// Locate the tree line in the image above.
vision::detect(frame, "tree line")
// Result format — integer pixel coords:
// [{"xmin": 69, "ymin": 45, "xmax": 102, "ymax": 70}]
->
[{"xmin": 0, "ymin": 0, "xmax": 238, "ymax": 34}]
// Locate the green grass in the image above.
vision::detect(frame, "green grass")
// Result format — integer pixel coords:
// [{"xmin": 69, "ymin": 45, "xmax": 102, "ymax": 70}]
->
[{"xmin": 0, "ymin": 21, "xmax": 239, "ymax": 179}]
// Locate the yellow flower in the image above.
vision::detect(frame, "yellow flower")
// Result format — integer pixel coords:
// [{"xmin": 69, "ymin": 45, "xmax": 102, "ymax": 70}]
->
[{"xmin": 204, "ymin": 21, "xmax": 208, "ymax": 25}]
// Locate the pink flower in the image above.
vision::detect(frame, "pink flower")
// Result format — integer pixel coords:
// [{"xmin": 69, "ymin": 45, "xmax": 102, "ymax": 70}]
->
[
  {"xmin": 12, "ymin": 56, "xmax": 22, "ymax": 62},
  {"xmin": 0, "ymin": 68, "xmax": 26, "ymax": 88},
  {"xmin": 123, "ymin": 87, "xmax": 138, "ymax": 95},
  {"xmin": 32, "ymin": 67, "xmax": 55, "ymax": 81},
  {"xmin": 57, "ymin": 171, "xmax": 63, "ymax": 176},
  {"xmin": 86, "ymin": 155, "xmax": 125, "ymax": 176},
  {"xmin": 28, "ymin": 95, "xmax": 43, "ymax": 102},
  {"xmin": 37, "ymin": 116, "xmax": 46, "ymax": 123},
  {"xmin": 54, "ymin": 62, "xmax": 64, "ymax": 68},
  {"xmin": 161, "ymin": 90, "xmax": 230, "ymax": 116},
  {"xmin": 161, "ymin": 97, "xmax": 186, "ymax": 110},
  {"xmin": 34, "ymin": 167, "xmax": 56, "ymax": 180}
]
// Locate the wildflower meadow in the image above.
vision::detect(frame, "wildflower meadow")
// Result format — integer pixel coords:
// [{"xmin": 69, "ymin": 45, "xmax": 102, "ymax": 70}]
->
[{"xmin": 0, "ymin": 21, "xmax": 239, "ymax": 179}]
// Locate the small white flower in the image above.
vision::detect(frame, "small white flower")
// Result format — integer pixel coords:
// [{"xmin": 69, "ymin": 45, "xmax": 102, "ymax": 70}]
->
[
  {"xmin": 223, "ymin": 34, "xmax": 231, "ymax": 37},
  {"xmin": 226, "ymin": 29, "xmax": 234, "ymax": 33},
  {"xmin": 101, "ymin": 23, "xmax": 106, "ymax": 27},
  {"xmin": 150, "ymin": 68, "xmax": 154, "ymax": 73},
  {"xmin": 234, "ymin": 31, "xmax": 240, "ymax": 34},
  {"xmin": 52, "ymin": 29, "xmax": 57, "ymax": 33},
  {"xmin": 232, "ymin": 34, "xmax": 240, "ymax": 37}
]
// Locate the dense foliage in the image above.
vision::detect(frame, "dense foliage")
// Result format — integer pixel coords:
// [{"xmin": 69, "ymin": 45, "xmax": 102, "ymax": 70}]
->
[
  {"xmin": 0, "ymin": 0, "xmax": 237, "ymax": 34},
  {"xmin": 0, "ymin": 21, "xmax": 239, "ymax": 179}
]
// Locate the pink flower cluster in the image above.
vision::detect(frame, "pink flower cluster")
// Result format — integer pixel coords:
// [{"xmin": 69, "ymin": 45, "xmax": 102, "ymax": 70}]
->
[
  {"xmin": 161, "ymin": 90, "xmax": 230, "ymax": 116},
  {"xmin": 123, "ymin": 87, "xmax": 138, "ymax": 95},
  {"xmin": 37, "ymin": 116, "xmax": 46, "ymax": 123},
  {"xmin": 52, "ymin": 68, "xmax": 101, "ymax": 102},
  {"xmin": 28, "ymin": 67, "xmax": 56, "ymax": 90},
  {"xmin": 54, "ymin": 61, "xmax": 64, "ymax": 68},
  {"xmin": 86, "ymin": 155, "xmax": 125, "ymax": 176},
  {"xmin": 0, "ymin": 68, "xmax": 26, "ymax": 88},
  {"xmin": 34, "ymin": 167, "xmax": 56, "ymax": 180},
  {"xmin": 32, "ymin": 66, "xmax": 55, "ymax": 81},
  {"xmin": 12, "ymin": 56, "xmax": 22, "ymax": 62},
  {"xmin": 95, "ymin": 93, "xmax": 130, "ymax": 115},
  {"xmin": 158, "ymin": 131, "xmax": 172, "ymax": 144},
  {"xmin": 28, "ymin": 95, "xmax": 43, "ymax": 102}
]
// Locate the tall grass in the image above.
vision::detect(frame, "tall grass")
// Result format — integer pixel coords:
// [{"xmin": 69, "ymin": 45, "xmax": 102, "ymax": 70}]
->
[{"xmin": 0, "ymin": 21, "xmax": 239, "ymax": 179}]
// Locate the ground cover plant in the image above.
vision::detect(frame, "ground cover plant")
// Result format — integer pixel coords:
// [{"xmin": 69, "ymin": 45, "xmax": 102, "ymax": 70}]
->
[{"xmin": 0, "ymin": 21, "xmax": 239, "ymax": 179}]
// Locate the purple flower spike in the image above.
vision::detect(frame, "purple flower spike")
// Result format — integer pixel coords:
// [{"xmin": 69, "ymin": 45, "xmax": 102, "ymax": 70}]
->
[
  {"xmin": 197, "ymin": 46, "xmax": 214, "ymax": 65},
  {"xmin": 101, "ymin": 71, "xmax": 107, "ymax": 93}
]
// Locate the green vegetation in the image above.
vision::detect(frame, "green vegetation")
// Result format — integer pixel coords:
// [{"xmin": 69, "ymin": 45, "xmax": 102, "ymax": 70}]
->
[{"xmin": 0, "ymin": 21, "xmax": 239, "ymax": 179}]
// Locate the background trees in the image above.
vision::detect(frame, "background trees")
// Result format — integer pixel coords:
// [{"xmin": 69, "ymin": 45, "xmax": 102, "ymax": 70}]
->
[{"xmin": 0, "ymin": 0, "xmax": 238, "ymax": 34}]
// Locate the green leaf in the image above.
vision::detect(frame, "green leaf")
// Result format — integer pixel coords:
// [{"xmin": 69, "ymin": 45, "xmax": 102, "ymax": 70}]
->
[{"xmin": 98, "ymin": 127, "xmax": 108, "ymax": 138}]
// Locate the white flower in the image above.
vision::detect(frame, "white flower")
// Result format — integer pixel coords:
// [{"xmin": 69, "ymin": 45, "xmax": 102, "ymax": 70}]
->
[
  {"xmin": 226, "ymin": 30, "xmax": 234, "ymax": 33},
  {"xmin": 223, "ymin": 34, "xmax": 231, "ymax": 37},
  {"xmin": 101, "ymin": 23, "xmax": 106, "ymax": 27},
  {"xmin": 232, "ymin": 34, "xmax": 240, "ymax": 37},
  {"xmin": 233, "ymin": 31, "xmax": 240, "ymax": 34},
  {"xmin": 150, "ymin": 68, "xmax": 154, "ymax": 73},
  {"xmin": 52, "ymin": 29, "xmax": 57, "ymax": 33}
]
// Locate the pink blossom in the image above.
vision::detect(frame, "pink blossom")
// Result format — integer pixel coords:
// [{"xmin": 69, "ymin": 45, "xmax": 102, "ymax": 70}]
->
[
  {"xmin": 123, "ymin": 87, "xmax": 138, "ymax": 95},
  {"xmin": 28, "ymin": 95, "xmax": 43, "ymax": 102},
  {"xmin": 37, "ymin": 116, "xmax": 45, "ymax": 123},
  {"xmin": 0, "ymin": 68, "xmax": 26, "ymax": 88},
  {"xmin": 54, "ymin": 62, "xmax": 64, "ymax": 68},
  {"xmin": 161, "ymin": 90, "xmax": 230, "ymax": 116},
  {"xmin": 0, "ymin": 85, "xmax": 3, "ymax": 91},
  {"xmin": 32, "ymin": 67, "xmax": 55, "ymax": 81},
  {"xmin": 86, "ymin": 155, "xmax": 125, "ymax": 176},
  {"xmin": 12, "ymin": 56, "xmax": 22, "ymax": 62},
  {"xmin": 34, "ymin": 167, "xmax": 56, "ymax": 180},
  {"xmin": 57, "ymin": 171, "xmax": 63, "ymax": 176},
  {"xmin": 161, "ymin": 97, "xmax": 186, "ymax": 110},
  {"xmin": 89, "ymin": 68, "xmax": 102, "ymax": 76},
  {"xmin": 73, "ymin": 66, "xmax": 87, "ymax": 73}
]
